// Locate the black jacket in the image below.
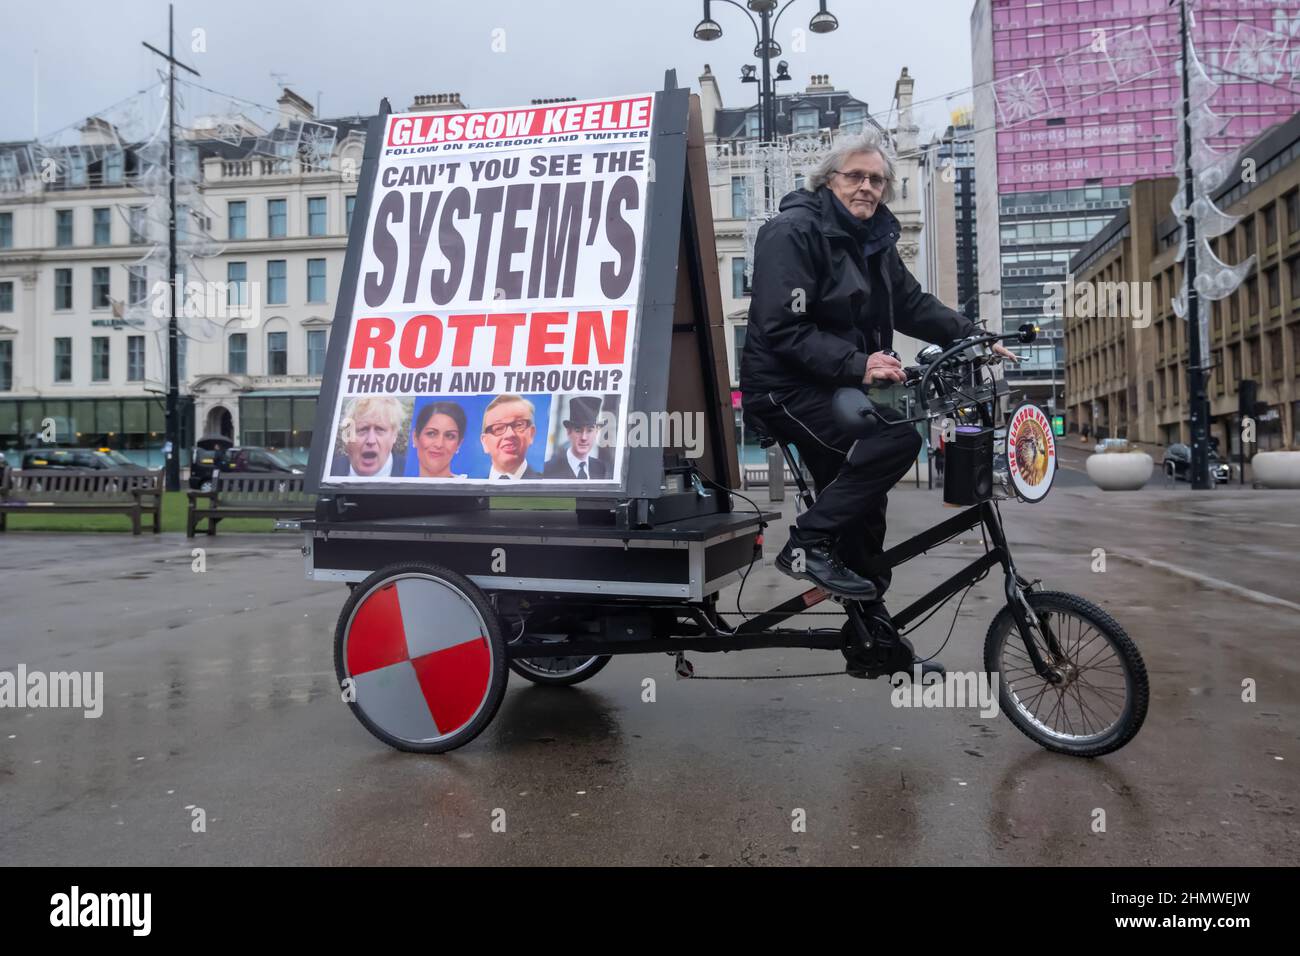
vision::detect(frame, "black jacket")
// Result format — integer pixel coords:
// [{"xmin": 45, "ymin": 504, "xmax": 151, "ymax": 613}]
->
[{"xmin": 740, "ymin": 187, "xmax": 976, "ymax": 396}]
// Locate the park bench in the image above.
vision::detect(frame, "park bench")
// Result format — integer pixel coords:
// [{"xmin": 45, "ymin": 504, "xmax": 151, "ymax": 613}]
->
[
  {"xmin": 186, "ymin": 473, "xmax": 315, "ymax": 537},
  {"xmin": 0, "ymin": 470, "xmax": 163, "ymax": 535},
  {"xmin": 741, "ymin": 463, "xmax": 799, "ymax": 490}
]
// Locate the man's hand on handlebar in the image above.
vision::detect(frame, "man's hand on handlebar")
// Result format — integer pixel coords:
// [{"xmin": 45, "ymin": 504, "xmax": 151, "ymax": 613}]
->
[
  {"xmin": 991, "ymin": 343, "xmax": 1021, "ymax": 363},
  {"xmin": 863, "ymin": 350, "xmax": 908, "ymax": 385}
]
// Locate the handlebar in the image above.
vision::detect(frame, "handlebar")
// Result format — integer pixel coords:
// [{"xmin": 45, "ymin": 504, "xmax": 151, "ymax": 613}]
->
[{"xmin": 832, "ymin": 324, "xmax": 1039, "ymax": 438}]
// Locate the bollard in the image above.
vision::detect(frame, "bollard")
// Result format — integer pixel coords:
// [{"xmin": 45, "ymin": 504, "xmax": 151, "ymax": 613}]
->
[{"xmin": 767, "ymin": 444, "xmax": 785, "ymax": 502}]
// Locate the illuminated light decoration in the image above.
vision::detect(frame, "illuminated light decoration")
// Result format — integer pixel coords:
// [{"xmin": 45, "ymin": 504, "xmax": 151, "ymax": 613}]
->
[
  {"xmin": 1168, "ymin": 11, "xmax": 1255, "ymax": 361},
  {"xmin": 992, "ymin": 68, "xmax": 1053, "ymax": 127}
]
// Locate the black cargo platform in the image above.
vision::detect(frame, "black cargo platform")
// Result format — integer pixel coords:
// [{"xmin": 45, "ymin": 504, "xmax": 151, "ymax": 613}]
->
[{"xmin": 303, "ymin": 507, "xmax": 778, "ymax": 600}]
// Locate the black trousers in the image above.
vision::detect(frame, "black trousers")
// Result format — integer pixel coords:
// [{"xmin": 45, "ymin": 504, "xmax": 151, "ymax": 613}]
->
[{"xmin": 745, "ymin": 387, "xmax": 922, "ymax": 597}]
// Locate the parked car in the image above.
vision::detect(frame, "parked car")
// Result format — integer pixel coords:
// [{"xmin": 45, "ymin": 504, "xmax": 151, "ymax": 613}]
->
[
  {"xmin": 20, "ymin": 447, "xmax": 150, "ymax": 473},
  {"xmin": 1161, "ymin": 442, "xmax": 1232, "ymax": 483},
  {"xmin": 1094, "ymin": 438, "xmax": 1132, "ymax": 454},
  {"xmin": 189, "ymin": 443, "xmax": 304, "ymax": 491}
]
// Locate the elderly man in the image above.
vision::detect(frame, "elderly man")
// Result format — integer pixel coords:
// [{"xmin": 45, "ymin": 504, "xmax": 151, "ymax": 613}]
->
[
  {"xmin": 331, "ymin": 396, "xmax": 408, "ymax": 477},
  {"xmin": 741, "ymin": 129, "xmax": 1017, "ymax": 603},
  {"xmin": 481, "ymin": 394, "xmax": 542, "ymax": 480}
]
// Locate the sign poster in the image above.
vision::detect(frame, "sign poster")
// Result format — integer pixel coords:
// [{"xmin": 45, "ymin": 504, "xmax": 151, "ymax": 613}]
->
[
  {"xmin": 1006, "ymin": 403, "xmax": 1057, "ymax": 502},
  {"xmin": 322, "ymin": 93, "xmax": 655, "ymax": 487}
]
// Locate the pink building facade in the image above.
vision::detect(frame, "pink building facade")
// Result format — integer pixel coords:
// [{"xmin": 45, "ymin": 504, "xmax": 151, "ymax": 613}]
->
[
  {"xmin": 972, "ymin": 0, "xmax": 1300, "ymax": 405},
  {"xmin": 989, "ymin": 0, "xmax": 1299, "ymax": 191}
]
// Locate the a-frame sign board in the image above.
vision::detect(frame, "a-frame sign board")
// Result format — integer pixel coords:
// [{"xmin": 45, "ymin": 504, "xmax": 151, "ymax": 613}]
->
[{"xmin": 306, "ymin": 71, "xmax": 737, "ymax": 528}]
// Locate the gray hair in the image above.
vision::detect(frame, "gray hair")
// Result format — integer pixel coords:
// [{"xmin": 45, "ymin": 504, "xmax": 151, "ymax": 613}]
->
[{"xmin": 805, "ymin": 128, "xmax": 898, "ymax": 204}]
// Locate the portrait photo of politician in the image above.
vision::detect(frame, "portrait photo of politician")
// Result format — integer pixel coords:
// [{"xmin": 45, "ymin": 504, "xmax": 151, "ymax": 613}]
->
[
  {"xmin": 480, "ymin": 394, "xmax": 542, "ymax": 480},
  {"xmin": 543, "ymin": 396, "xmax": 612, "ymax": 479},
  {"xmin": 412, "ymin": 400, "xmax": 468, "ymax": 478},
  {"xmin": 330, "ymin": 396, "xmax": 410, "ymax": 478}
]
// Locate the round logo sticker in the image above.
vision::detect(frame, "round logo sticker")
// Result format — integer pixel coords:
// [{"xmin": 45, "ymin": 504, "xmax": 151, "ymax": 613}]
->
[{"xmin": 1006, "ymin": 403, "xmax": 1056, "ymax": 502}]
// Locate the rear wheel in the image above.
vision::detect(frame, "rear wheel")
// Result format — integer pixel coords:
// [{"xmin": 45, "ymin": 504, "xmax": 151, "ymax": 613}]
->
[
  {"xmin": 509, "ymin": 653, "xmax": 611, "ymax": 686},
  {"xmin": 984, "ymin": 590, "xmax": 1147, "ymax": 757},
  {"xmin": 334, "ymin": 562, "xmax": 506, "ymax": 753}
]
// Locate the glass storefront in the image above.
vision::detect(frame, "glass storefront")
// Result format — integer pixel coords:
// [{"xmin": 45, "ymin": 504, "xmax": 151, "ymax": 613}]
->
[
  {"xmin": 0, "ymin": 396, "xmax": 194, "ymax": 468},
  {"xmin": 238, "ymin": 392, "xmax": 317, "ymax": 466}
]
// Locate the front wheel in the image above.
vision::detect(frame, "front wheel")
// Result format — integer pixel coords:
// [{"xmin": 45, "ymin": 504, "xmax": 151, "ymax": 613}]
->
[{"xmin": 985, "ymin": 590, "xmax": 1147, "ymax": 757}]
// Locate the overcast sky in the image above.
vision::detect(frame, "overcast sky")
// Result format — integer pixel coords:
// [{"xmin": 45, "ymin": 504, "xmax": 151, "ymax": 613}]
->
[{"xmin": 0, "ymin": 0, "xmax": 977, "ymax": 143}]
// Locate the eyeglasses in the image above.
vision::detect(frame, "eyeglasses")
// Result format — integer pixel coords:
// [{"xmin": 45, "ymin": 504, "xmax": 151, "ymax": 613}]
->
[
  {"xmin": 834, "ymin": 170, "xmax": 887, "ymax": 191},
  {"xmin": 483, "ymin": 419, "xmax": 533, "ymax": 437}
]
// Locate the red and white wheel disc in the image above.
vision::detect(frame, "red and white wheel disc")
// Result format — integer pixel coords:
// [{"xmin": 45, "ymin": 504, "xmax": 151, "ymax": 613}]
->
[{"xmin": 343, "ymin": 574, "xmax": 494, "ymax": 744}]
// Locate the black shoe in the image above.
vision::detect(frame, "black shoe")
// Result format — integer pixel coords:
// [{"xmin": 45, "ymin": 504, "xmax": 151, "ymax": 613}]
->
[{"xmin": 775, "ymin": 532, "xmax": 877, "ymax": 600}]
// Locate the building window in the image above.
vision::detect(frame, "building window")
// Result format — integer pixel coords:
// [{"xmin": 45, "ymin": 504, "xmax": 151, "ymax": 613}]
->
[
  {"xmin": 128, "ymin": 206, "xmax": 147, "ymax": 244},
  {"xmin": 0, "ymin": 211, "xmax": 11, "ymax": 248},
  {"xmin": 54, "ymin": 337, "xmax": 72, "ymax": 383},
  {"xmin": 128, "ymin": 267, "xmax": 147, "ymax": 306},
  {"xmin": 93, "ymin": 207, "xmax": 111, "ymax": 245},
  {"xmin": 1288, "ymin": 191, "xmax": 1300, "ymax": 236},
  {"xmin": 308, "ymin": 196, "xmax": 327, "ymax": 236},
  {"xmin": 733, "ymin": 324, "xmax": 747, "ymax": 380},
  {"xmin": 346, "ymin": 195, "xmax": 357, "ymax": 232},
  {"xmin": 1264, "ymin": 204, "xmax": 1277, "ymax": 246},
  {"xmin": 227, "ymin": 261, "xmax": 248, "ymax": 307},
  {"xmin": 267, "ymin": 259, "xmax": 287, "ymax": 304},
  {"xmin": 68, "ymin": 152, "xmax": 86, "ymax": 186},
  {"xmin": 268, "ymin": 198, "xmax": 287, "ymax": 238},
  {"xmin": 794, "ymin": 108, "xmax": 818, "ymax": 133},
  {"xmin": 731, "ymin": 176, "xmax": 747, "ymax": 219},
  {"xmin": 0, "ymin": 340, "xmax": 11, "ymax": 391},
  {"xmin": 745, "ymin": 113, "xmax": 760, "ymax": 138},
  {"xmin": 307, "ymin": 259, "xmax": 326, "ymax": 303},
  {"xmin": 1248, "ymin": 336, "xmax": 1261, "ymax": 377},
  {"xmin": 104, "ymin": 149, "xmax": 124, "ymax": 185},
  {"xmin": 1247, "ymin": 276, "xmax": 1259, "ymax": 317},
  {"xmin": 228, "ymin": 332, "xmax": 247, "ymax": 374},
  {"xmin": 56, "ymin": 209, "xmax": 73, "ymax": 247},
  {"xmin": 91, "ymin": 337, "xmax": 110, "ymax": 382},
  {"xmin": 732, "ymin": 257, "xmax": 751, "ymax": 298},
  {"xmin": 267, "ymin": 331, "xmax": 288, "ymax": 375},
  {"xmin": 1267, "ymin": 267, "xmax": 1280, "ymax": 309},
  {"xmin": 1244, "ymin": 216, "xmax": 1256, "ymax": 257},
  {"xmin": 0, "ymin": 281, "xmax": 12, "ymax": 313},
  {"xmin": 1269, "ymin": 329, "xmax": 1283, "ymax": 378},
  {"xmin": 228, "ymin": 200, "xmax": 247, "ymax": 240},
  {"xmin": 54, "ymin": 268, "xmax": 73, "ymax": 310},
  {"xmin": 307, "ymin": 329, "xmax": 327, "ymax": 375},
  {"xmin": 92, "ymin": 267, "xmax": 111, "ymax": 308},
  {"xmin": 841, "ymin": 106, "xmax": 865, "ymax": 131},
  {"xmin": 127, "ymin": 335, "xmax": 145, "ymax": 382}
]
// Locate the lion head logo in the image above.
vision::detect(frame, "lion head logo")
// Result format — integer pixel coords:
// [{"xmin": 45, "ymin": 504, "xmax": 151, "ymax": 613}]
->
[{"xmin": 1013, "ymin": 417, "xmax": 1050, "ymax": 488}]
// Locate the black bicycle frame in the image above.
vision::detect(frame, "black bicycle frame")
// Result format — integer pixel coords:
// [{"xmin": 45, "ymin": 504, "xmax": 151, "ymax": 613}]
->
[{"xmin": 507, "ymin": 499, "xmax": 1062, "ymax": 683}]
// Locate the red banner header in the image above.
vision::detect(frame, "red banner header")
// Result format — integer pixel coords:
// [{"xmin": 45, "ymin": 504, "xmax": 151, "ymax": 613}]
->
[{"xmin": 386, "ymin": 95, "xmax": 653, "ymax": 147}]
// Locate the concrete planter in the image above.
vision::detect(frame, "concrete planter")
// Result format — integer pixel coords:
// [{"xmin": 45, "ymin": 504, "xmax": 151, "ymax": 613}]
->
[
  {"xmin": 1252, "ymin": 451, "xmax": 1300, "ymax": 489},
  {"xmin": 1086, "ymin": 451, "xmax": 1153, "ymax": 491}
]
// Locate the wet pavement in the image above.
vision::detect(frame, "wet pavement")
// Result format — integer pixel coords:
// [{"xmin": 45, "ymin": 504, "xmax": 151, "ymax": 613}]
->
[{"xmin": 1, "ymin": 482, "xmax": 1296, "ymax": 866}]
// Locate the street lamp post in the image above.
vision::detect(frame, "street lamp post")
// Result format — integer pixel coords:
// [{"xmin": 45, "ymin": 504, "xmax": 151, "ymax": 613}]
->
[
  {"xmin": 694, "ymin": 0, "xmax": 840, "ymax": 144},
  {"xmin": 1177, "ymin": 0, "xmax": 1212, "ymax": 489}
]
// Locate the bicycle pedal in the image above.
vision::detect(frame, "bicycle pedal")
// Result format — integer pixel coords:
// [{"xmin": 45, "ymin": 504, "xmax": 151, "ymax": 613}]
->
[{"xmin": 673, "ymin": 652, "xmax": 694, "ymax": 679}]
